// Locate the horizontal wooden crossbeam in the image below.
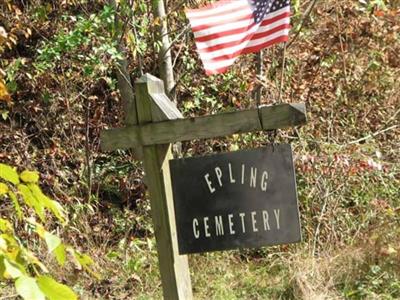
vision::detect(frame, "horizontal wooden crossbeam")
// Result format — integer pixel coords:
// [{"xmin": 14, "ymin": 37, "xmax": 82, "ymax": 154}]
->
[{"xmin": 101, "ymin": 103, "xmax": 306, "ymax": 151}]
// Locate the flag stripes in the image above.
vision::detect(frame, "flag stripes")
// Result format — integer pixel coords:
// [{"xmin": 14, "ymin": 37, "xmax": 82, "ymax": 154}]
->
[{"xmin": 186, "ymin": 0, "xmax": 291, "ymax": 75}]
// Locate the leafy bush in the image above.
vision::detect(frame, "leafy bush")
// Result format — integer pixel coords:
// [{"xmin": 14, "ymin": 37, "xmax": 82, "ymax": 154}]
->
[
  {"xmin": 34, "ymin": 4, "xmax": 121, "ymax": 77},
  {"xmin": 0, "ymin": 163, "xmax": 98, "ymax": 300}
]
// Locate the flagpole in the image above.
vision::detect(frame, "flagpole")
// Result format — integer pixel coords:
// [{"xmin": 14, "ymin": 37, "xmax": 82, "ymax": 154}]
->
[
  {"xmin": 278, "ymin": 42, "xmax": 287, "ymax": 102},
  {"xmin": 255, "ymin": 50, "xmax": 263, "ymax": 106}
]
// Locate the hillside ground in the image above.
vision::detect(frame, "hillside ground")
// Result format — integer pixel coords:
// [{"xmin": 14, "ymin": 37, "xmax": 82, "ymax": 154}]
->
[{"xmin": 0, "ymin": 0, "xmax": 399, "ymax": 299}]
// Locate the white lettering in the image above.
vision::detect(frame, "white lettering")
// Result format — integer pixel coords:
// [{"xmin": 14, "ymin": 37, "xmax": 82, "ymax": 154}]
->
[
  {"xmin": 228, "ymin": 163, "xmax": 236, "ymax": 183},
  {"xmin": 215, "ymin": 215, "xmax": 224, "ymax": 236},
  {"xmin": 204, "ymin": 173, "xmax": 215, "ymax": 193},
  {"xmin": 193, "ymin": 210, "xmax": 281, "ymax": 238},
  {"xmin": 228, "ymin": 214, "xmax": 235, "ymax": 235},
  {"xmin": 241, "ymin": 164, "xmax": 245, "ymax": 184},
  {"xmin": 215, "ymin": 167, "xmax": 223, "ymax": 187},
  {"xmin": 250, "ymin": 167, "xmax": 257, "ymax": 188},
  {"xmin": 251, "ymin": 211, "xmax": 258, "ymax": 232},
  {"xmin": 261, "ymin": 171, "xmax": 268, "ymax": 191},
  {"xmin": 204, "ymin": 217, "xmax": 211, "ymax": 237},
  {"xmin": 193, "ymin": 218, "xmax": 200, "ymax": 239},
  {"xmin": 239, "ymin": 213, "xmax": 246, "ymax": 233},
  {"xmin": 274, "ymin": 209, "xmax": 280, "ymax": 230},
  {"xmin": 262, "ymin": 210, "xmax": 270, "ymax": 230}
]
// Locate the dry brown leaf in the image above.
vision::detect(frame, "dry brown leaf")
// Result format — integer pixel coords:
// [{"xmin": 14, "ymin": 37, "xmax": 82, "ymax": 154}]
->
[
  {"xmin": 0, "ymin": 79, "xmax": 11, "ymax": 102},
  {"xmin": 374, "ymin": 10, "xmax": 385, "ymax": 17},
  {"xmin": 0, "ymin": 26, "xmax": 8, "ymax": 45}
]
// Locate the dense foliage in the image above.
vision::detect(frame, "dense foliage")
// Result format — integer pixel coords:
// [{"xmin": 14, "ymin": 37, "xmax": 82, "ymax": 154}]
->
[
  {"xmin": 0, "ymin": 0, "xmax": 399, "ymax": 298},
  {"xmin": 0, "ymin": 164, "xmax": 98, "ymax": 299}
]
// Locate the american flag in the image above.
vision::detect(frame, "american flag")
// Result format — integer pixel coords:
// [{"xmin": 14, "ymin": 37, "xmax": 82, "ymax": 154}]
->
[{"xmin": 186, "ymin": 0, "xmax": 291, "ymax": 75}]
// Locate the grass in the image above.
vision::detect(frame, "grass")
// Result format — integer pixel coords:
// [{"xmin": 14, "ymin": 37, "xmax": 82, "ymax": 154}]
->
[
  {"xmin": 1, "ymin": 0, "xmax": 399, "ymax": 299},
  {"xmin": 93, "ymin": 220, "xmax": 398, "ymax": 299},
  {"xmin": 79, "ymin": 136, "xmax": 399, "ymax": 299},
  {"xmin": 32, "ymin": 125, "xmax": 395, "ymax": 300}
]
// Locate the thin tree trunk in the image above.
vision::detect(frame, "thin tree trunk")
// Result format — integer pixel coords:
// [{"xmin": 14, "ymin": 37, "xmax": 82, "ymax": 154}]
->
[
  {"xmin": 85, "ymin": 97, "xmax": 91, "ymax": 202},
  {"xmin": 152, "ymin": 0, "xmax": 181, "ymax": 156},
  {"xmin": 116, "ymin": 52, "xmax": 138, "ymax": 126},
  {"xmin": 111, "ymin": 0, "xmax": 142, "ymax": 158},
  {"xmin": 152, "ymin": 0, "xmax": 176, "ymax": 101},
  {"xmin": 111, "ymin": 0, "xmax": 138, "ymax": 125}
]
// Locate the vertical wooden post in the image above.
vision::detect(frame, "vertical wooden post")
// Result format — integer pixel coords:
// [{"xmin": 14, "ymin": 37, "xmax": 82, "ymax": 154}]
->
[{"xmin": 135, "ymin": 74, "xmax": 192, "ymax": 299}]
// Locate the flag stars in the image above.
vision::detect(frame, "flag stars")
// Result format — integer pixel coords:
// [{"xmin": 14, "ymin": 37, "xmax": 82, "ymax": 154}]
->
[
  {"xmin": 250, "ymin": 0, "xmax": 290, "ymax": 23},
  {"xmin": 188, "ymin": 0, "xmax": 291, "ymax": 74}
]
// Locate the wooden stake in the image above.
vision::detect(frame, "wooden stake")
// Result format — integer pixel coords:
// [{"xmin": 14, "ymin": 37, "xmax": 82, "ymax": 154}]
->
[
  {"xmin": 100, "ymin": 74, "xmax": 307, "ymax": 299},
  {"xmin": 135, "ymin": 75, "xmax": 192, "ymax": 300}
]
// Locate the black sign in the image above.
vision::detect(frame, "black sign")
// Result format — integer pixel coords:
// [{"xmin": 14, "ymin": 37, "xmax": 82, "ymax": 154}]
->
[{"xmin": 169, "ymin": 144, "xmax": 301, "ymax": 254}]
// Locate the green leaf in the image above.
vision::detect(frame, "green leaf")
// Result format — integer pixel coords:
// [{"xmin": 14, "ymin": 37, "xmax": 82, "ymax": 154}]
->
[
  {"xmin": 0, "ymin": 256, "xmax": 5, "ymax": 280},
  {"xmin": 15, "ymin": 276, "xmax": 45, "ymax": 300},
  {"xmin": 1, "ymin": 233, "xmax": 18, "ymax": 249},
  {"xmin": 8, "ymin": 191, "xmax": 22, "ymax": 220},
  {"xmin": 53, "ymin": 243, "xmax": 66, "ymax": 266},
  {"xmin": 18, "ymin": 184, "xmax": 45, "ymax": 222},
  {"xmin": 17, "ymin": 184, "xmax": 34, "ymax": 207},
  {"xmin": 37, "ymin": 275, "xmax": 77, "ymax": 300},
  {"xmin": 33, "ymin": 224, "xmax": 65, "ymax": 266},
  {"xmin": 28, "ymin": 183, "xmax": 66, "ymax": 223},
  {"xmin": 3, "ymin": 258, "xmax": 24, "ymax": 279},
  {"xmin": 20, "ymin": 170, "xmax": 40, "ymax": 183},
  {"xmin": 0, "ymin": 218, "xmax": 13, "ymax": 233},
  {"xmin": 1, "ymin": 110, "xmax": 9, "ymax": 121},
  {"xmin": 24, "ymin": 250, "xmax": 48, "ymax": 273},
  {"xmin": 0, "ymin": 236, "xmax": 7, "ymax": 251},
  {"xmin": 0, "ymin": 163, "xmax": 20, "ymax": 185},
  {"xmin": 71, "ymin": 249, "xmax": 100, "ymax": 279},
  {"xmin": 45, "ymin": 200, "xmax": 66, "ymax": 224},
  {"xmin": 44, "ymin": 231, "xmax": 61, "ymax": 253},
  {"xmin": 32, "ymin": 221, "xmax": 46, "ymax": 238},
  {"xmin": 0, "ymin": 182, "xmax": 8, "ymax": 195},
  {"xmin": 73, "ymin": 250, "xmax": 94, "ymax": 267}
]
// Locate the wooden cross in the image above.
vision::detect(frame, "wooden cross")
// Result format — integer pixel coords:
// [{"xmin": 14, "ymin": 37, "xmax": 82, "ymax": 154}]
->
[{"xmin": 100, "ymin": 74, "xmax": 307, "ymax": 299}]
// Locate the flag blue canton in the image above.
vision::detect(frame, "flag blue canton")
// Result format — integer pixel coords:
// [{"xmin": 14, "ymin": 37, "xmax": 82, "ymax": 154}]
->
[{"xmin": 249, "ymin": 0, "xmax": 291, "ymax": 23}]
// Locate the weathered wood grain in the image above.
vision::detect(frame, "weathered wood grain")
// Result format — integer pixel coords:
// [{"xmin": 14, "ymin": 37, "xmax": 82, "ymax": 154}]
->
[
  {"xmin": 100, "ymin": 73, "xmax": 308, "ymax": 299},
  {"xmin": 100, "ymin": 126, "xmax": 141, "ymax": 151},
  {"xmin": 141, "ymin": 103, "xmax": 306, "ymax": 145},
  {"xmin": 141, "ymin": 108, "xmax": 261, "ymax": 144},
  {"xmin": 101, "ymin": 103, "xmax": 307, "ymax": 150},
  {"xmin": 260, "ymin": 103, "xmax": 306, "ymax": 130},
  {"xmin": 136, "ymin": 74, "xmax": 193, "ymax": 300},
  {"xmin": 101, "ymin": 75, "xmax": 183, "ymax": 152}
]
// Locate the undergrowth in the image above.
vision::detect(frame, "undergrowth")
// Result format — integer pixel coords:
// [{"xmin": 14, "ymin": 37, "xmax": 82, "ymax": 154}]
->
[{"xmin": 0, "ymin": 0, "xmax": 399, "ymax": 299}]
